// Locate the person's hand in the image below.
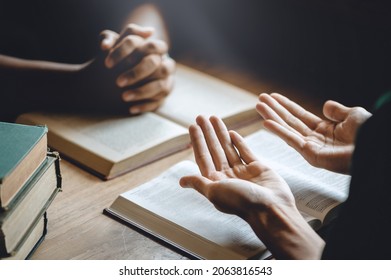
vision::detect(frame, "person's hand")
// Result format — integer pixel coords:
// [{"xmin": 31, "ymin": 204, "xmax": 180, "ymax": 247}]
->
[
  {"xmin": 100, "ymin": 24, "xmax": 175, "ymax": 114},
  {"xmin": 75, "ymin": 23, "xmax": 175, "ymax": 115},
  {"xmin": 180, "ymin": 115, "xmax": 294, "ymax": 216},
  {"xmin": 256, "ymin": 93, "xmax": 372, "ymax": 174},
  {"xmin": 180, "ymin": 115, "xmax": 324, "ymax": 259}
]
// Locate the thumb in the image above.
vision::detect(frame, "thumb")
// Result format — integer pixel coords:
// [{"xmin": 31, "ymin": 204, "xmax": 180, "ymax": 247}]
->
[
  {"xmin": 100, "ymin": 30, "xmax": 119, "ymax": 51},
  {"xmin": 323, "ymin": 100, "xmax": 351, "ymax": 122},
  {"xmin": 179, "ymin": 175, "xmax": 211, "ymax": 197}
]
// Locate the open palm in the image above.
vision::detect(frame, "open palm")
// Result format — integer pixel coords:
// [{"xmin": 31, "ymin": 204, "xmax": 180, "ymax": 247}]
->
[
  {"xmin": 179, "ymin": 115, "xmax": 294, "ymax": 219},
  {"xmin": 179, "ymin": 115, "xmax": 325, "ymax": 259},
  {"xmin": 256, "ymin": 93, "xmax": 372, "ymax": 174}
]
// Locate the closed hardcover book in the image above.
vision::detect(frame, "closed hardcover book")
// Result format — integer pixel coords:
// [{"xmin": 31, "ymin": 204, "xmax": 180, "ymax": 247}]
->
[
  {"xmin": 0, "ymin": 122, "xmax": 48, "ymax": 209},
  {"xmin": 0, "ymin": 152, "xmax": 61, "ymax": 257},
  {"xmin": 1, "ymin": 212, "xmax": 48, "ymax": 260}
]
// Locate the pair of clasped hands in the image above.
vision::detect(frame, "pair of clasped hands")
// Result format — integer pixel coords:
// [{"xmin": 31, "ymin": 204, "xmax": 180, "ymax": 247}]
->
[
  {"xmin": 180, "ymin": 93, "xmax": 372, "ymax": 259},
  {"xmin": 92, "ymin": 23, "xmax": 175, "ymax": 114}
]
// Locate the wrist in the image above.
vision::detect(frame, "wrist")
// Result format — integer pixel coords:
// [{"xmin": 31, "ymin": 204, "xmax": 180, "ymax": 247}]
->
[{"xmin": 247, "ymin": 203, "xmax": 325, "ymax": 259}]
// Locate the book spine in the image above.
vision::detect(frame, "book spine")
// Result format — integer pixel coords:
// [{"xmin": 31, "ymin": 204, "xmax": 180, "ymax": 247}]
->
[
  {"xmin": 0, "ymin": 151, "xmax": 62, "ymax": 257},
  {"xmin": 48, "ymin": 150, "xmax": 62, "ymax": 190}
]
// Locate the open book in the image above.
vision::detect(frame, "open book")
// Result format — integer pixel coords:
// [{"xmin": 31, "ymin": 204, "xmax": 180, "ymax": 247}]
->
[
  {"xmin": 245, "ymin": 129, "xmax": 351, "ymax": 229},
  {"xmin": 105, "ymin": 160, "xmax": 269, "ymax": 260},
  {"xmin": 105, "ymin": 129, "xmax": 351, "ymax": 259},
  {"xmin": 16, "ymin": 64, "xmax": 260, "ymax": 180}
]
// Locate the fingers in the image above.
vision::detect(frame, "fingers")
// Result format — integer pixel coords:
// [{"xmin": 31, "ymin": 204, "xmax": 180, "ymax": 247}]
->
[
  {"xmin": 262, "ymin": 120, "xmax": 306, "ymax": 152},
  {"xmin": 105, "ymin": 35, "xmax": 145, "ymax": 68},
  {"xmin": 190, "ymin": 116, "xmax": 256, "ymax": 174},
  {"xmin": 125, "ymin": 39, "xmax": 168, "ymax": 67},
  {"xmin": 102, "ymin": 23, "xmax": 165, "ymax": 69},
  {"xmin": 323, "ymin": 100, "xmax": 351, "ymax": 122},
  {"xmin": 256, "ymin": 97, "xmax": 290, "ymax": 126},
  {"xmin": 256, "ymin": 99, "xmax": 303, "ymax": 142},
  {"xmin": 147, "ymin": 56, "xmax": 176, "ymax": 81},
  {"xmin": 100, "ymin": 30, "xmax": 119, "ymax": 51},
  {"xmin": 190, "ymin": 115, "xmax": 249, "ymax": 176},
  {"xmin": 188, "ymin": 124, "xmax": 216, "ymax": 176},
  {"xmin": 101, "ymin": 24, "xmax": 173, "ymax": 113},
  {"xmin": 209, "ymin": 116, "xmax": 242, "ymax": 166},
  {"xmin": 121, "ymin": 56, "xmax": 174, "ymax": 114},
  {"xmin": 117, "ymin": 55, "xmax": 175, "ymax": 88},
  {"xmin": 100, "ymin": 24, "xmax": 154, "ymax": 52},
  {"xmin": 127, "ymin": 95, "xmax": 166, "ymax": 115},
  {"xmin": 122, "ymin": 75, "xmax": 174, "ymax": 102},
  {"xmin": 196, "ymin": 115, "xmax": 230, "ymax": 171},
  {"xmin": 117, "ymin": 54, "xmax": 162, "ymax": 87},
  {"xmin": 229, "ymin": 130, "xmax": 258, "ymax": 164},
  {"xmin": 270, "ymin": 93, "xmax": 322, "ymax": 129},
  {"xmin": 179, "ymin": 175, "xmax": 212, "ymax": 198},
  {"xmin": 105, "ymin": 36, "xmax": 168, "ymax": 69},
  {"xmin": 257, "ymin": 93, "xmax": 319, "ymax": 137},
  {"xmin": 115, "ymin": 23, "xmax": 154, "ymax": 43}
]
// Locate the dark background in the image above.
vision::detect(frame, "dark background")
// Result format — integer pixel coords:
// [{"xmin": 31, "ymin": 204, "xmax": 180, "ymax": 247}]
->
[
  {"xmin": 159, "ymin": 0, "xmax": 391, "ymax": 109},
  {"xmin": 1, "ymin": 0, "xmax": 390, "ymax": 110}
]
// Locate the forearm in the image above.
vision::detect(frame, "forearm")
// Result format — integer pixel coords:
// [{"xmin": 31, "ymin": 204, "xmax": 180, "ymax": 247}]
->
[
  {"xmin": 247, "ymin": 204, "xmax": 325, "ymax": 259},
  {"xmin": 0, "ymin": 55, "xmax": 87, "ymax": 121},
  {"xmin": 0, "ymin": 54, "xmax": 83, "ymax": 72}
]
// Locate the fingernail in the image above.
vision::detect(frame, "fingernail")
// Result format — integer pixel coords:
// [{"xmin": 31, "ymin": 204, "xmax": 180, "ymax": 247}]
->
[
  {"xmin": 122, "ymin": 93, "xmax": 135, "ymax": 101},
  {"xmin": 144, "ymin": 26, "xmax": 155, "ymax": 33},
  {"xmin": 105, "ymin": 58, "xmax": 113, "ymax": 68},
  {"xmin": 117, "ymin": 77, "xmax": 128, "ymax": 87},
  {"xmin": 102, "ymin": 38, "xmax": 112, "ymax": 49},
  {"xmin": 130, "ymin": 107, "xmax": 141, "ymax": 114}
]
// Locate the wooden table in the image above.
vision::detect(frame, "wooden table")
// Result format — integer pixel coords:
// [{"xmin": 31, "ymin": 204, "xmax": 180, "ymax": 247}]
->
[
  {"xmin": 32, "ymin": 147, "xmax": 194, "ymax": 259},
  {"xmin": 31, "ymin": 64, "xmax": 322, "ymax": 260},
  {"xmin": 31, "ymin": 123, "xmax": 264, "ymax": 260}
]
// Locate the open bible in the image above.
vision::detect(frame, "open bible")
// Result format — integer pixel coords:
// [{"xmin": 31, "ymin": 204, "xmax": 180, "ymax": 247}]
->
[
  {"xmin": 16, "ymin": 64, "xmax": 260, "ymax": 180},
  {"xmin": 105, "ymin": 129, "xmax": 351, "ymax": 259},
  {"xmin": 245, "ymin": 129, "xmax": 350, "ymax": 229}
]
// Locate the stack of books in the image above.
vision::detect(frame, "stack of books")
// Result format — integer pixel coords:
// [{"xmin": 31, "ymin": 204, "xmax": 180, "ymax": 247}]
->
[{"xmin": 0, "ymin": 121, "xmax": 62, "ymax": 260}]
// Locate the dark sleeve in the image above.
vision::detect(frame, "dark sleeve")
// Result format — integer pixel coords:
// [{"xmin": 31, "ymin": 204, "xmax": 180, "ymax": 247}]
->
[{"xmin": 322, "ymin": 100, "xmax": 391, "ymax": 259}]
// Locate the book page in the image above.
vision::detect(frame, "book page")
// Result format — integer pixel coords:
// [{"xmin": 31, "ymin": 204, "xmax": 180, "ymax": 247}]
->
[
  {"xmin": 156, "ymin": 65, "xmax": 260, "ymax": 128},
  {"xmin": 17, "ymin": 112, "xmax": 187, "ymax": 163},
  {"xmin": 117, "ymin": 160, "xmax": 267, "ymax": 259},
  {"xmin": 245, "ymin": 129, "xmax": 351, "ymax": 225}
]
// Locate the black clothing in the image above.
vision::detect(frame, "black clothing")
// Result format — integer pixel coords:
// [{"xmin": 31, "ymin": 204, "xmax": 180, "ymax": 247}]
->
[{"xmin": 322, "ymin": 96, "xmax": 391, "ymax": 259}]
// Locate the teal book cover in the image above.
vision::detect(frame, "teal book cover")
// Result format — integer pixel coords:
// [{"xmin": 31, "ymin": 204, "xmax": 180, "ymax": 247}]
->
[
  {"xmin": 0, "ymin": 122, "xmax": 48, "ymax": 208},
  {"xmin": 0, "ymin": 122, "xmax": 47, "ymax": 180}
]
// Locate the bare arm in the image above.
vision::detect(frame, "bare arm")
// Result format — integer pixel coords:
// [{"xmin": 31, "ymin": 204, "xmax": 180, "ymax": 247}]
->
[
  {"xmin": 0, "ymin": 4, "xmax": 175, "ymax": 121},
  {"xmin": 180, "ymin": 115, "xmax": 325, "ymax": 259}
]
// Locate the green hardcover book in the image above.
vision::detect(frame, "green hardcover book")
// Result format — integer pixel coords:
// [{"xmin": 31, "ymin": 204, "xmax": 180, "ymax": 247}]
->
[
  {"xmin": 0, "ymin": 122, "xmax": 48, "ymax": 209},
  {"xmin": 0, "ymin": 152, "xmax": 62, "ymax": 257}
]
